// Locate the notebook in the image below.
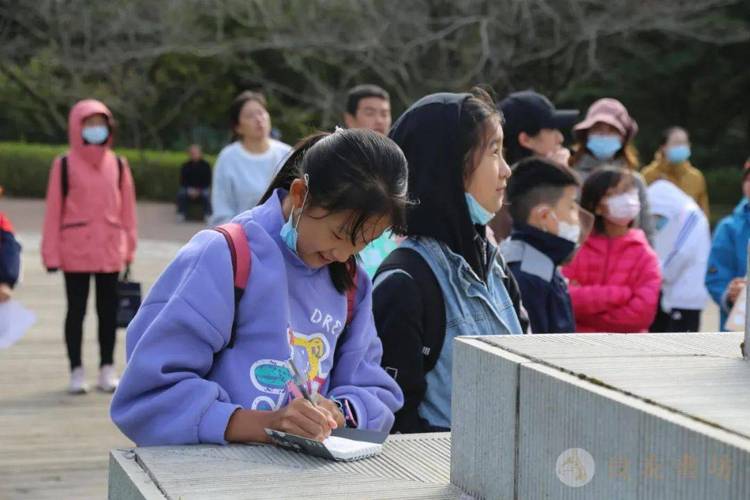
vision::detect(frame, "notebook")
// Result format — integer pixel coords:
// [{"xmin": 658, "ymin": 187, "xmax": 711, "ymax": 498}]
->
[
  {"xmin": 725, "ymin": 285, "xmax": 746, "ymax": 332},
  {"xmin": 264, "ymin": 427, "xmax": 387, "ymax": 462}
]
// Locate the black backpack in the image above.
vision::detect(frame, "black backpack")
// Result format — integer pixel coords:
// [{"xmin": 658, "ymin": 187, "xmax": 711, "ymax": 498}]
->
[{"xmin": 60, "ymin": 154, "xmax": 124, "ymax": 198}]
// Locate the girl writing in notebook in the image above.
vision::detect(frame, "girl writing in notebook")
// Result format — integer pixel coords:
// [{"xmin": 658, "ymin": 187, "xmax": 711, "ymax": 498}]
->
[{"xmin": 111, "ymin": 129, "xmax": 407, "ymax": 446}]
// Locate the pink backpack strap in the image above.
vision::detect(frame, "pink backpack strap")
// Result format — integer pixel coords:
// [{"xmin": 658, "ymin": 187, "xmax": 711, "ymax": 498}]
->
[
  {"xmin": 214, "ymin": 223, "xmax": 251, "ymax": 348},
  {"xmin": 213, "ymin": 223, "xmax": 354, "ymax": 349},
  {"xmin": 346, "ymin": 267, "xmax": 357, "ymax": 326}
]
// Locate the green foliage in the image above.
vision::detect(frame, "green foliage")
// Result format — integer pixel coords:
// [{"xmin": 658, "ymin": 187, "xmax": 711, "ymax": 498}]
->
[
  {"xmin": 0, "ymin": 1, "xmax": 748, "ymax": 207},
  {"xmin": 0, "ymin": 141, "xmax": 743, "ymax": 226},
  {"xmin": 705, "ymin": 166, "xmax": 743, "ymax": 209},
  {"xmin": 0, "ymin": 142, "xmax": 214, "ymax": 202},
  {"xmin": 704, "ymin": 166, "xmax": 744, "ymax": 226}
]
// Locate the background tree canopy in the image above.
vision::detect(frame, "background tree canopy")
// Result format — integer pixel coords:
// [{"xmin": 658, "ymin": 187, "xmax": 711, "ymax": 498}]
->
[{"xmin": 0, "ymin": 0, "xmax": 748, "ymax": 171}]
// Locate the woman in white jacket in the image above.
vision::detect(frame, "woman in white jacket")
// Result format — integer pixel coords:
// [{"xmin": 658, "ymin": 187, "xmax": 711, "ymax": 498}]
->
[
  {"xmin": 647, "ymin": 179, "xmax": 710, "ymax": 332},
  {"xmin": 210, "ymin": 91, "xmax": 292, "ymax": 226}
]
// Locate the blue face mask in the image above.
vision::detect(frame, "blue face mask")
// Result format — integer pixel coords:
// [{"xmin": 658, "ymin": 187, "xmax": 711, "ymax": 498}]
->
[
  {"xmin": 81, "ymin": 125, "xmax": 109, "ymax": 145},
  {"xmin": 654, "ymin": 214, "xmax": 669, "ymax": 231},
  {"xmin": 280, "ymin": 174, "xmax": 310, "ymax": 255},
  {"xmin": 665, "ymin": 145, "xmax": 691, "ymax": 164},
  {"xmin": 587, "ymin": 134, "xmax": 622, "ymax": 160},
  {"xmin": 465, "ymin": 193, "xmax": 494, "ymax": 226}
]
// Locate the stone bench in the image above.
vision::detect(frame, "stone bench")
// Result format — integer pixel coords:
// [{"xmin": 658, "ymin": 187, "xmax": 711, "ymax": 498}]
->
[
  {"xmin": 452, "ymin": 332, "xmax": 750, "ymax": 499},
  {"xmin": 109, "ymin": 432, "xmax": 460, "ymax": 499},
  {"xmin": 109, "ymin": 332, "xmax": 750, "ymax": 499}
]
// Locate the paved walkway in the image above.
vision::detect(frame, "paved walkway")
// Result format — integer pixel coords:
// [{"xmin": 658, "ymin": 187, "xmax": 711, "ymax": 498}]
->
[
  {"xmin": 0, "ymin": 197, "xmax": 722, "ymax": 499},
  {"xmin": 0, "ymin": 198, "xmax": 205, "ymax": 499}
]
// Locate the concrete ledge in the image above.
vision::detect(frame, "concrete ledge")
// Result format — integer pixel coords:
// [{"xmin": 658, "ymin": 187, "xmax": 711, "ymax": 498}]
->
[
  {"xmin": 451, "ymin": 333, "xmax": 750, "ymax": 499},
  {"xmin": 451, "ymin": 337, "xmax": 527, "ymax": 499},
  {"xmin": 518, "ymin": 361, "xmax": 750, "ymax": 499},
  {"xmin": 108, "ymin": 449, "xmax": 166, "ymax": 500},
  {"xmin": 108, "ymin": 433, "xmax": 460, "ymax": 499}
]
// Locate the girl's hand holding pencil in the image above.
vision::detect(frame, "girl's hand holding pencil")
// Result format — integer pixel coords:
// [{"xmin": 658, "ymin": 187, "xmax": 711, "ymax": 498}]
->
[
  {"xmin": 224, "ymin": 396, "xmax": 338, "ymax": 444},
  {"xmin": 285, "ymin": 357, "xmax": 344, "ymax": 434},
  {"xmin": 314, "ymin": 396, "xmax": 346, "ymax": 429},
  {"xmin": 268, "ymin": 397, "xmax": 338, "ymax": 442},
  {"xmin": 223, "ymin": 356, "xmax": 340, "ymax": 444}
]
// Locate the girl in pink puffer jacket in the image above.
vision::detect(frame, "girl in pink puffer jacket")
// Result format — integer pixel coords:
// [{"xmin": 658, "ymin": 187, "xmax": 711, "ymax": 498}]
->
[
  {"xmin": 42, "ymin": 99, "xmax": 137, "ymax": 394},
  {"xmin": 562, "ymin": 167, "xmax": 661, "ymax": 333}
]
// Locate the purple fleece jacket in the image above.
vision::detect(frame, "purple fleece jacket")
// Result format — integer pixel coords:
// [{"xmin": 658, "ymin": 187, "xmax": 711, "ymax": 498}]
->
[{"xmin": 110, "ymin": 189, "xmax": 403, "ymax": 446}]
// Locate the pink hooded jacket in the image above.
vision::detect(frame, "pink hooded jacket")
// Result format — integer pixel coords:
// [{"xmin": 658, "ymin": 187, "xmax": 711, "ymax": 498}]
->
[
  {"xmin": 562, "ymin": 229, "xmax": 661, "ymax": 333},
  {"xmin": 42, "ymin": 100, "xmax": 137, "ymax": 273}
]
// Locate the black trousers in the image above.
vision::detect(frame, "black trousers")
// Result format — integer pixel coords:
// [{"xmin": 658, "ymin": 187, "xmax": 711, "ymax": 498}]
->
[
  {"xmin": 176, "ymin": 188, "xmax": 212, "ymax": 217},
  {"xmin": 649, "ymin": 306, "xmax": 701, "ymax": 333},
  {"xmin": 64, "ymin": 272, "xmax": 118, "ymax": 371}
]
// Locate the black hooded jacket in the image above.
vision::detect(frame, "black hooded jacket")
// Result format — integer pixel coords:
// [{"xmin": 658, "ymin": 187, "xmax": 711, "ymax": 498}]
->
[{"xmin": 372, "ymin": 93, "xmax": 529, "ymax": 433}]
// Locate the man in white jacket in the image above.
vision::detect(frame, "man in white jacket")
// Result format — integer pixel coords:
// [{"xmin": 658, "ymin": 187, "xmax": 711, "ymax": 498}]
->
[{"xmin": 647, "ymin": 180, "xmax": 711, "ymax": 332}]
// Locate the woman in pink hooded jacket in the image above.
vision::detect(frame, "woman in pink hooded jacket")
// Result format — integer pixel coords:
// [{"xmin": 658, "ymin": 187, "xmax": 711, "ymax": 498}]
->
[
  {"xmin": 562, "ymin": 167, "xmax": 661, "ymax": 333},
  {"xmin": 42, "ymin": 100, "xmax": 137, "ymax": 394}
]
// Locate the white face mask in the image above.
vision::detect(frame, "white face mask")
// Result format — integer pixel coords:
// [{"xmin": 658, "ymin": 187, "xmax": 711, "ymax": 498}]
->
[
  {"xmin": 550, "ymin": 211, "xmax": 581, "ymax": 243},
  {"xmin": 605, "ymin": 190, "xmax": 640, "ymax": 226},
  {"xmin": 557, "ymin": 220, "xmax": 581, "ymax": 243}
]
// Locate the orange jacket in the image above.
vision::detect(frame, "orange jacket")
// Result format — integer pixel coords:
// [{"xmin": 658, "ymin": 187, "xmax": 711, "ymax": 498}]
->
[{"xmin": 641, "ymin": 153, "xmax": 709, "ymax": 217}]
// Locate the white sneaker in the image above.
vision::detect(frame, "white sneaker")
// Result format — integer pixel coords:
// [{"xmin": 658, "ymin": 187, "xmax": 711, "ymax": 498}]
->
[
  {"xmin": 68, "ymin": 367, "xmax": 89, "ymax": 394},
  {"xmin": 97, "ymin": 364, "xmax": 119, "ymax": 393}
]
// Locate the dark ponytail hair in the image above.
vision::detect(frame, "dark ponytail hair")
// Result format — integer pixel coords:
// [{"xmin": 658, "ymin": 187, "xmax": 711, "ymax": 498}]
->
[{"xmin": 261, "ymin": 129, "xmax": 410, "ymax": 293}]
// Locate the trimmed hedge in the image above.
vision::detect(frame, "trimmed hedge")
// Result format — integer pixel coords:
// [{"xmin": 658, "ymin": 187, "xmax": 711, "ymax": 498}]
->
[
  {"xmin": 0, "ymin": 142, "xmax": 214, "ymax": 202},
  {"xmin": 0, "ymin": 141, "xmax": 746, "ymax": 222}
]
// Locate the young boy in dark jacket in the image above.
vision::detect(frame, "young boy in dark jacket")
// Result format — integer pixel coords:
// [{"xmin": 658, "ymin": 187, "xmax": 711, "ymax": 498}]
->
[
  {"xmin": 0, "ymin": 187, "xmax": 22, "ymax": 301},
  {"xmin": 500, "ymin": 157, "xmax": 581, "ymax": 333}
]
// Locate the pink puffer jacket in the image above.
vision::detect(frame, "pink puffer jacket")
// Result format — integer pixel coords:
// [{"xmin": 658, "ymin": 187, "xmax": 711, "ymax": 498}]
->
[
  {"xmin": 42, "ymin": 100, "xmax": 137, "ymax": 273},
  {"xmin": 562, "ymin": 229, "xmax": 661, "ymax": 333}
]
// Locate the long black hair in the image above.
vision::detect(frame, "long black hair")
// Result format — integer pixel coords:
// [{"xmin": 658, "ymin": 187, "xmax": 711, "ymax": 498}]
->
[
  {"xmin": 261, "ymin": 129, "xmax": 409, "ymax": 292},
  {"xmin": 388, "ymin": 88, "xmax": 502, "ymax": 279},
  {"xmin": 460, "ymin": 87, "xmax": 503, "ymax": 180},
  {"xmin": 580, "ymin": 166, "xmax": 634, "ymax": 233}
]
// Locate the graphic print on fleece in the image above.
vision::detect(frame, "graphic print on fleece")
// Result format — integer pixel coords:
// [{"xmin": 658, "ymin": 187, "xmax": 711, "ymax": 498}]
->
[
  {"xmin": 248, "ymin": 319, "xmax": 350, "ymax": 410},
  {"xmin": 215, "ymin": 222, "xmax": 356, "ymax": 411}
]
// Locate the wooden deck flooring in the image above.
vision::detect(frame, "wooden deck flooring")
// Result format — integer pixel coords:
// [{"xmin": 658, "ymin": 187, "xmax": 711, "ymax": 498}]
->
[{"xmin": 0, "ymin": 198, "xmax": 201, "ymax": 500}]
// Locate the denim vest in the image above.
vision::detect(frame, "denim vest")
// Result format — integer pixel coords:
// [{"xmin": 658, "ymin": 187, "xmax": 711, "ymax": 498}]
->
[{"xmin": 400, "ymin": 237, "xmax": 523, "ymax": 429}]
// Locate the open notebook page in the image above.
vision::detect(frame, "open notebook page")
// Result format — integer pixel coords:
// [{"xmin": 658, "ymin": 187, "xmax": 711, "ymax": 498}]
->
[{"xmin": 323, "ymin": 435, "xmax": 382, "ymax": 460}]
